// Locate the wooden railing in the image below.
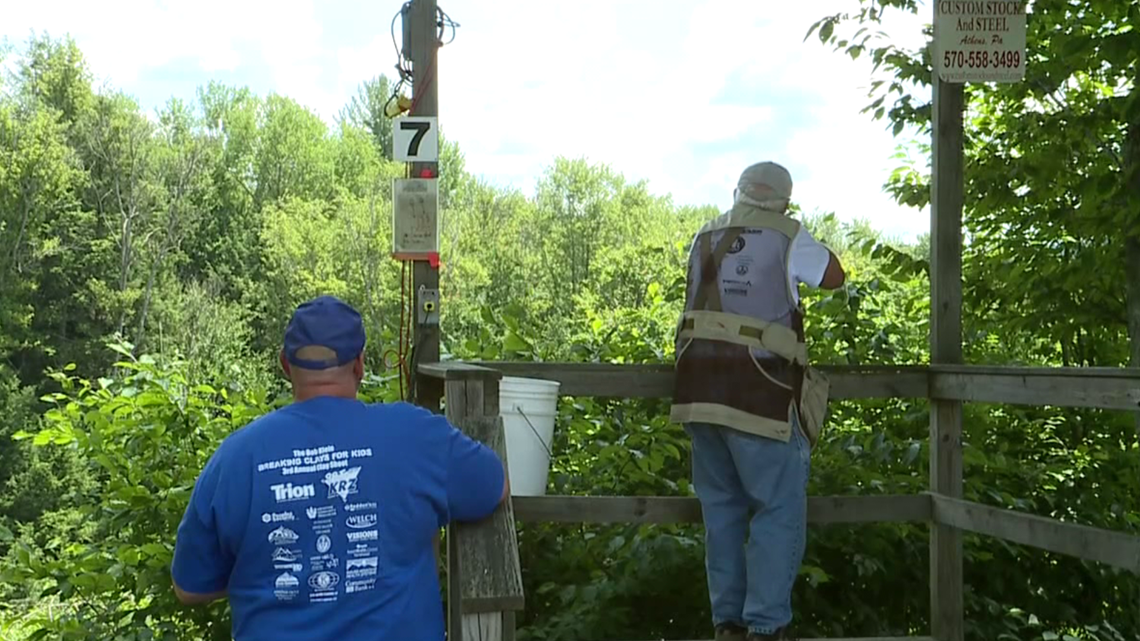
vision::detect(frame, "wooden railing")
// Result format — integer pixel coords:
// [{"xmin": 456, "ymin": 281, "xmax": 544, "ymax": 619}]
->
[{"xmin": 420, "ymin": 361, "xmax": 1140, "ymax": 641}]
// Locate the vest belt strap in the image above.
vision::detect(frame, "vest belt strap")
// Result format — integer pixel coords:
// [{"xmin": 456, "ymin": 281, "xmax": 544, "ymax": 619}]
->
[{"xmin": 679, "ymin": 310, "xmax": 807, "ymax": 365}]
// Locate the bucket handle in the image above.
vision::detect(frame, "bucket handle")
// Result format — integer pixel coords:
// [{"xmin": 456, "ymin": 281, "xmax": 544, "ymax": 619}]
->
[{"xmin": 513, "ymin": 405, "xmax": 554, "ymax": 459}]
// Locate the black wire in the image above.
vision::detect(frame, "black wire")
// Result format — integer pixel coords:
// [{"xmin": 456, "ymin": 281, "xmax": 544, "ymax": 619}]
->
[{"xmin": 437, "ymin": 7, "xmax": 460, "ymax": 46}]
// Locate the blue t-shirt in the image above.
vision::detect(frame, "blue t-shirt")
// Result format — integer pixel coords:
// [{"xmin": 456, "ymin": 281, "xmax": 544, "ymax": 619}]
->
[{"xmin": 171, "ymin": 398, "xmax": 504, "ymax": 640}]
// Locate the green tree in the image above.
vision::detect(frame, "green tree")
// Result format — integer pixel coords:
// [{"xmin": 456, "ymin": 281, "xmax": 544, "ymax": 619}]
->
[
  {"xmin": 253, "ymin": 94, "xmax": 336, "ymax": 208},
  {"xmin": 808, "ymin": 1, "xmax": 1140, "ymax": 636},
  {"xmin": 338, "ymin": 75, "xmax": 396, "ymax": 161},
  {"xmin": 184, "ymin": 82, "xmax": 261, "ymax": 300}
]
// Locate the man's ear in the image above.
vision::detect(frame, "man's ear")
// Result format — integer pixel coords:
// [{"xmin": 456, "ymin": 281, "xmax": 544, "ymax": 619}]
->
[
  {"xmin": 279, "ymin": 351, "xmax": 291, "ymax": 377},
  {"xmin": 353, "ymin": 352, "xmax": 365, "ymax": 381}
]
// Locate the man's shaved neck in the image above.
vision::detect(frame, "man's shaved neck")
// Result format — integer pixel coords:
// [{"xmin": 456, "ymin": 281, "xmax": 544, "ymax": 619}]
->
[{"xmin": 291, "ymin": 366, "xmax": 359, "ymax": 401}]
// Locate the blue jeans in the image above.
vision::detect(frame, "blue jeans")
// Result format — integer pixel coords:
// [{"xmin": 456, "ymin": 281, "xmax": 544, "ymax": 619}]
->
[{"xmin": 685, "ymin": 412, "xmax": 811, "ymax": 635}]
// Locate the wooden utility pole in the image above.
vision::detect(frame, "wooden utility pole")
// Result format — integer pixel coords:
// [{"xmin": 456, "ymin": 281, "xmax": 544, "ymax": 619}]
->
[
  {"xmin": 408, "ymin": 0, "xmax": 443, "ymax": 413},
  {"xmin": 929, "ymin": 4, "xmax": 966, "ymax": 640},
  {"xmin": 405, "ymin": 5, "xmax": 523, "ymax": 641}
]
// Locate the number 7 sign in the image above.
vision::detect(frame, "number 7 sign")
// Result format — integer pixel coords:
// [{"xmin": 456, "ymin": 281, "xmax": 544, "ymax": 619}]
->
[{"xmin": 393, "ymin": 116, "xmax": 439, "ymax": 162}]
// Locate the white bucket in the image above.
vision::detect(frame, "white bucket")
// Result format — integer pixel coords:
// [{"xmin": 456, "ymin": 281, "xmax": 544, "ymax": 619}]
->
[{"xmin": 498, "ymin": 376, "xmax": 561, "ymax": 496}]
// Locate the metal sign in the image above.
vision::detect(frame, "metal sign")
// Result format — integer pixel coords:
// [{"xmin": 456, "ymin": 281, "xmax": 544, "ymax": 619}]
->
[
  {"xmin": 392, "ymin": 116, "xmax": 439, "ymax": 162},
  {"xmin": 934, "ymin": 0, "xmax": 1027, "ymax": 83},
  {"xmin": 392, "ymin": 178, "xmax": 439, "ymax": 258}
]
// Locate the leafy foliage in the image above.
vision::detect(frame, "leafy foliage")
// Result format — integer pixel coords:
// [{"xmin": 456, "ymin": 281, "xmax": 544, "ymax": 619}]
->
[
  {"xmin": 803, "ymin": 2, "xmax": 1140, "ymax": 638},
  {"xmin": 7, "ymin": 347, "xmax": 273, "ymax": 640},
  {"xmin": 0, "ymin": 19, "xmax": 1138, "ymax": 641}
]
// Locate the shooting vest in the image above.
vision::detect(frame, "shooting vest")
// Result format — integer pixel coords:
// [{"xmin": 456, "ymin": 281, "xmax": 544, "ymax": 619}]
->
[{"xmin": 669, "ymin": 202, "xmax": 830, "ymax": 447}]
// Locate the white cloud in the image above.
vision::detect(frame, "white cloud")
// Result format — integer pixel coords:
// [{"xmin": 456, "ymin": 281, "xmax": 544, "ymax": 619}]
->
[{"xmin": 3, "ymin": 0, "xmax": 935, "ymax": 240}]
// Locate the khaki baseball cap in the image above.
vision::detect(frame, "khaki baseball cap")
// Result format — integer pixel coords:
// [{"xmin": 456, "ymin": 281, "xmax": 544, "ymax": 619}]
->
[{"xmin": 737, "ymin": 161, "xmax": 793, "ymax": 201}]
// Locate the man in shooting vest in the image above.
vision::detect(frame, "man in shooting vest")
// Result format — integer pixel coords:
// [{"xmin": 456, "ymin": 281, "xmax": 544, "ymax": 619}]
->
[{"xmin": 671, "ymin": 162, "xmax": 845, "ymax": 641}]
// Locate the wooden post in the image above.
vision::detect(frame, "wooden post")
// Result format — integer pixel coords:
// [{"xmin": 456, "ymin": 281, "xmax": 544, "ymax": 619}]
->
[
  {"xmin": 443, "ymin": 367, "xmax": 524, "ymax": 641},
  {"xmin": 929, "ymin": 26, "xmax": 966, "ymax": 641},
  {"xmin": 409, "ymin": 0, "xmax": 443, "ymax": 413}
]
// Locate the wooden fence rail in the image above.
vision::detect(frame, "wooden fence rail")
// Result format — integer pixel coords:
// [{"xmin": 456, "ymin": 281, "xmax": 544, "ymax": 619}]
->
[
  {"xmin": 511, "ymin": 494, "xmax": 932, "ymax": 525},
  {"xmin": 420, "ymin": 362, "xmax": 1140, "ymax": 641},
  {"xmin": 422, "ymin": 361, "xmax": 1140, "ymax": 411}
]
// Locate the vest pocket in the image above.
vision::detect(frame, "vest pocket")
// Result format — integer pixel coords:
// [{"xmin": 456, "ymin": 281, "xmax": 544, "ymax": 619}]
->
[{"xmin": 798, "ymin": 366, "xmax": 831, "ymax": 448}]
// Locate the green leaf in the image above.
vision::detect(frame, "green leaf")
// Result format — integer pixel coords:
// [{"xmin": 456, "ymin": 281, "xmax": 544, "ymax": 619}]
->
[
  {"xmin": 503, "ymin": 332, "xmax": 530, "ymax": 353},
  {"xmin": 819, "ymin": 19, "xmax": 834, "ymax": 43},
  {"xmin": 141, "ymin": 543, "xmax": 169, "ymax": 558},
  {"xmin": 71, "ymin": 573, "xmax": 96, "ymax": 589},
  {"xmin": 32, "ymin": 430, "xmax": 55, "ymax": 446},
  {"xmin": 118, "ymin": 547, "xmax": 141, "ymax": 566},
  {"xmin": 107, "ymin": 342, "xmax": 135, "ymax": 359}
]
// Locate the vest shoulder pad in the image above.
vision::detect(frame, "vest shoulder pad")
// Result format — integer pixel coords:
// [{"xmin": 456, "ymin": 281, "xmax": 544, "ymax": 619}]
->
[{"xmin": 696, "ymin": 204, "xmax": 800, "ymax": 238}]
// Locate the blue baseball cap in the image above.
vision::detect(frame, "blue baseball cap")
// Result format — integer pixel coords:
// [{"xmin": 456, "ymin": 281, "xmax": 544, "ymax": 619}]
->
[{"xmin": 282, "ymin": 296, "xmax": 366, "ymax": 370}]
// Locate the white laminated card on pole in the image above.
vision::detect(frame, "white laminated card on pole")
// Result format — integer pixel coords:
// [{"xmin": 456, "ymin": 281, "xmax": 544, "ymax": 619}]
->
[
  {"xmin": 392, "ymin": 178, "xmax": 439, "ymax": 259},
  {"xmin": 935, "ymin": 0, "xmax": 1027, "ymax": 83}
]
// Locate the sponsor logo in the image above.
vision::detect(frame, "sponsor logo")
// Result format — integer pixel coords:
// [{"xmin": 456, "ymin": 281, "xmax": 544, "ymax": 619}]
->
[
  {"xmin": 346, "ymin": 514, "xmax": 377, "ymax": 529},
  {"xmin": 261, "ymin": 511, "xmax": 295, "ymax": 524},
  {"xmin": 275, "ymin": 572, "xmax": 299, "ymax": 589},
  {"xmin": 736, "ymin": 264, "xmax": 749, "ymax": 276},
  {"xmin": 271, "ymin": 483, "xmax": 315, "ymax": 503},
  {"xmin": 727, "ymin": 236, "xmax": 746, "ymax": 254},
  {"xmin": 346, "ymin": 530, "xmax": 378, "ymax": 543},
  {"xmin": 322, "ymin": 467, "xmax": 361, "ymax": 502},
  {"xmin": 274, "ymin": 571, "xmax": 300, "ymax": 601},
  {"xmin": 316, "ymin": 534, "xmax": 332, "ymax": 553},
  {"xmin": 345, "ymin": 578, "xmax": 375, "ymax": 594},
  {"xmin": 310, "ymin": 553, "xmax": 338, "ymax": 571},
  {"xmin": 345, "ymin": 556, "xmax": 378, "ymax": 579},
  {"xmin": 345, "ymin": 557, "xmax": 378, "ymax": 570},
  {"xmin": 275, "ymin": 562, "xmax": 303, "ymax": 572},
  {"xmin": 306, "ymin": 505, "xmax": 336, "ymax": 520},
  {"xmin": 272, "ymin": 548, "xmax": 301, "ymax": 563},
  {"xmin": 268, "ymin": 527, "xmax": 299, "ymax": 546},
  {"xmin": 308, "ymin": 571, "xmax": 339, "ymax": 592},
  {"xmin": 344, "ymin": 502, "xmax": 377, "ymax": 512},
  {"xmin": 347, "ymin": 543, "xmax": 378, "ymax": 558}
]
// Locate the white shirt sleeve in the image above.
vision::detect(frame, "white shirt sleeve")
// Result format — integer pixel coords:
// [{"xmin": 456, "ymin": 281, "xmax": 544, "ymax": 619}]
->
[{"xmin": 788, "ymin": 226, "xmax": 833, "ymax": 289}]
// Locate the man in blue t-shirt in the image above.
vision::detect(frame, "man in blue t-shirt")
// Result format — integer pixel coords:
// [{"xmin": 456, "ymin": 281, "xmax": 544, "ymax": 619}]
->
[{"xmin": 171, "ymin": 295, "xmax": 509, "ymax": 640}]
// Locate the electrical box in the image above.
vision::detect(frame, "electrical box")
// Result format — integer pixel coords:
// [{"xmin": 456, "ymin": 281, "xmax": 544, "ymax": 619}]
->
[
  {"xmin": 417, "ymin": 288, "xmax": 439, "ymax": 326},
  {"xmin": 400, "ymin": 2, "xmax": 413, "ymax": 61},
  {"xmin": 392, "ymin": 178, "xmax": 439, "ymax": 259}
]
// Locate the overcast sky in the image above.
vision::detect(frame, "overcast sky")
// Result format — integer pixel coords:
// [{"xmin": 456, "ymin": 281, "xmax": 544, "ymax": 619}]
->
[{"xmin": 3, "ymin": 0, "xmax": 932, "ymax": 241}]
